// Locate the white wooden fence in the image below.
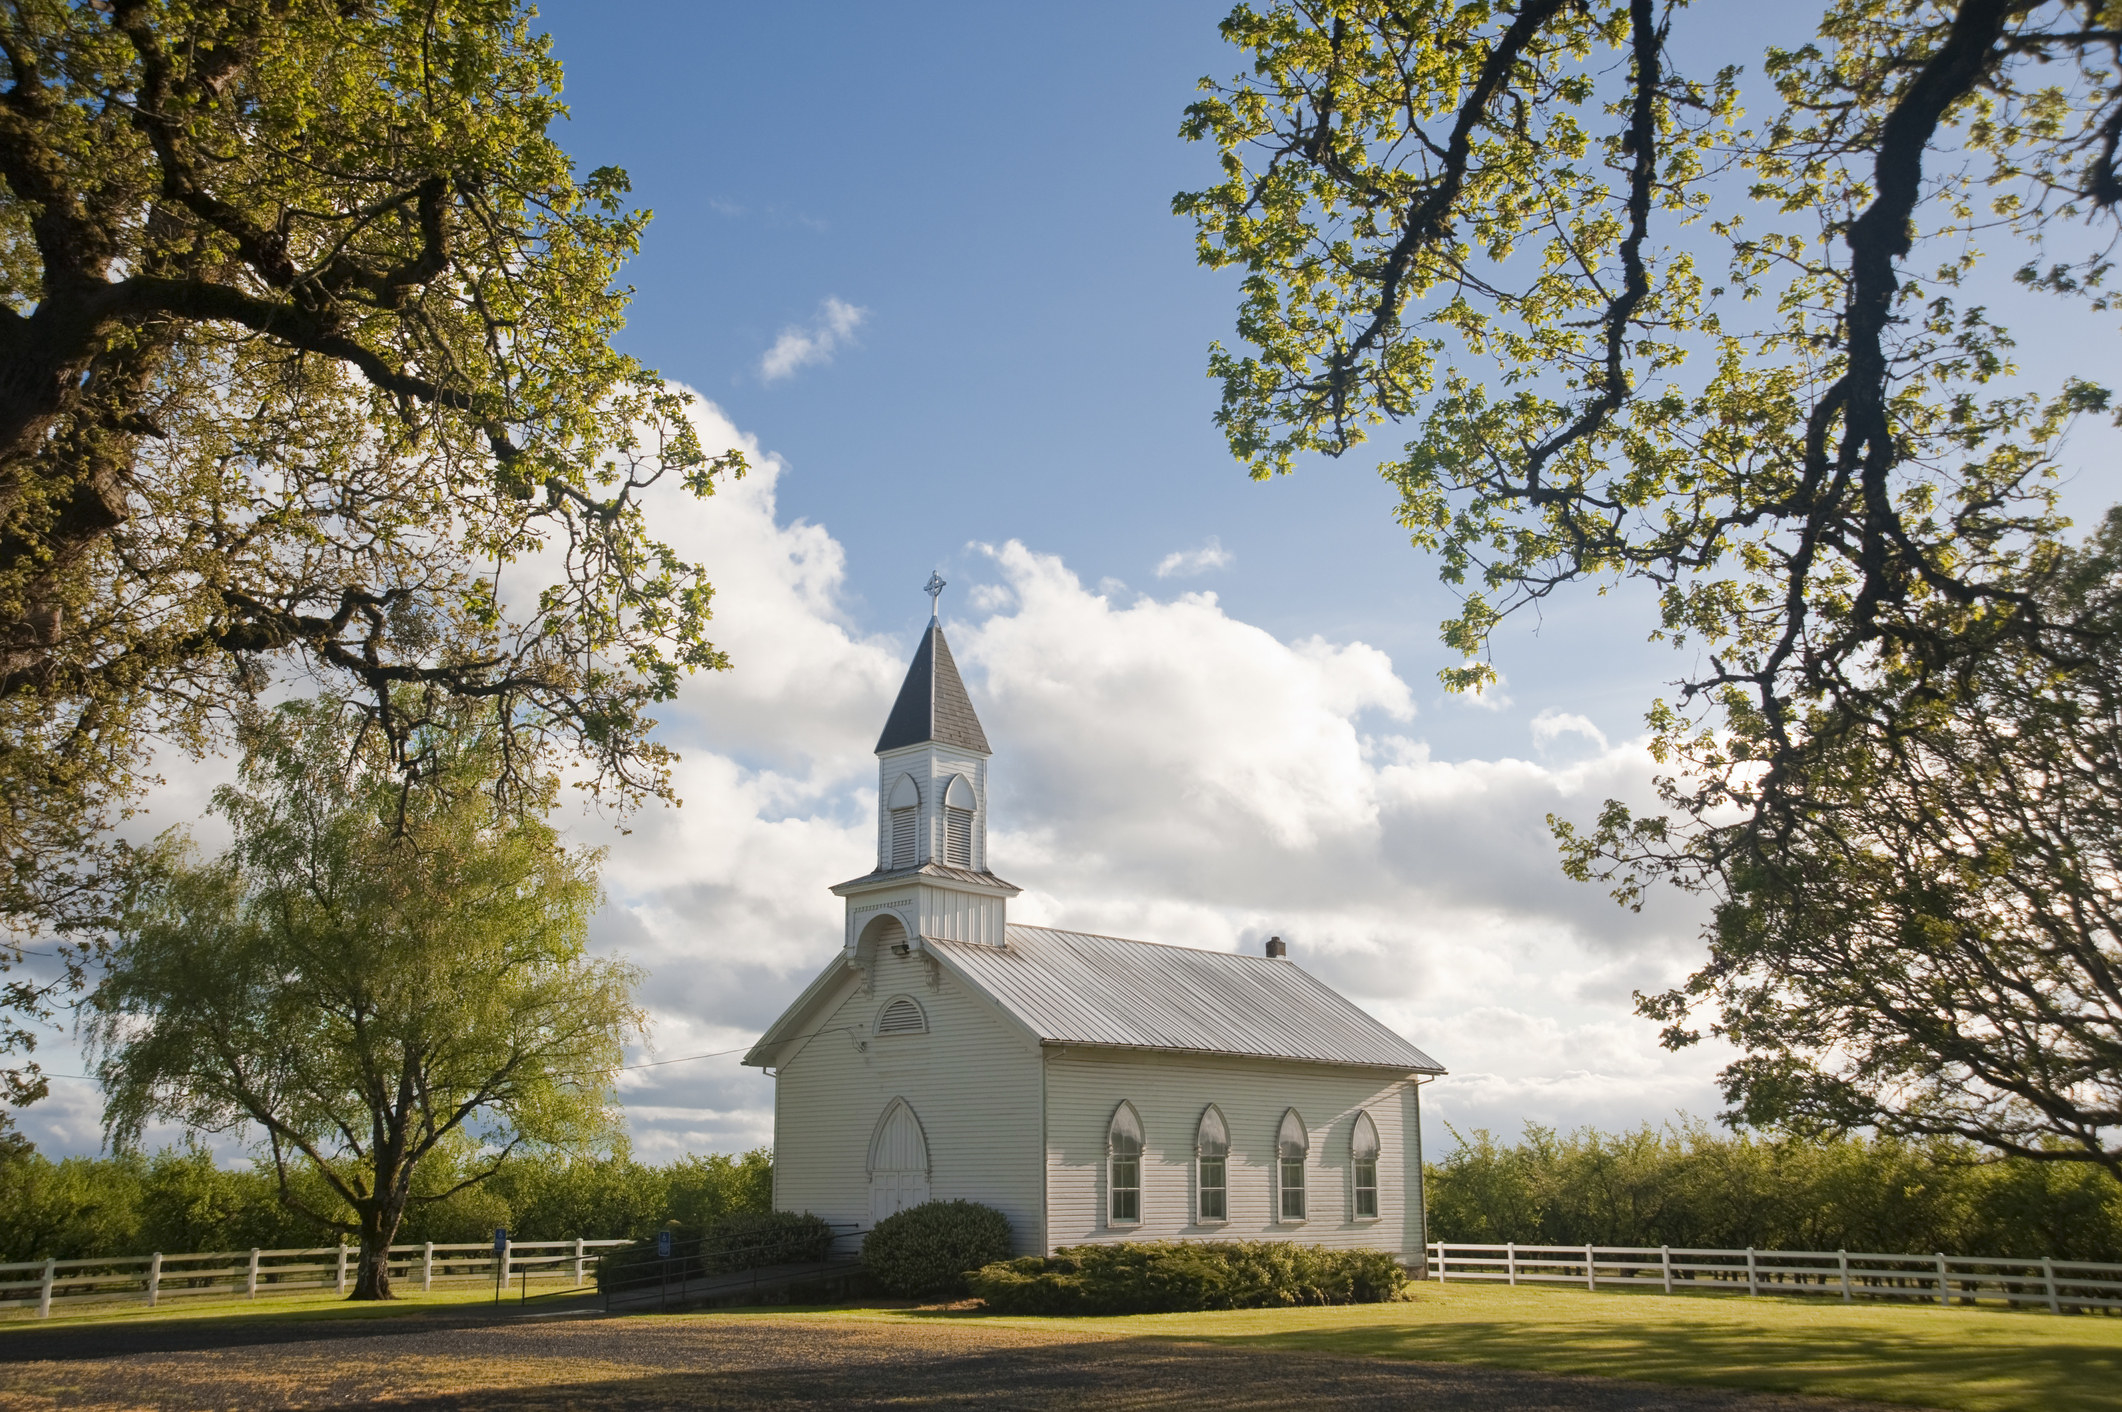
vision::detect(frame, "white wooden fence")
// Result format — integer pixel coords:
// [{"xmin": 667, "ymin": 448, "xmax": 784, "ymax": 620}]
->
[
  {"xmin": 0, "ymin": 1236, "xmax": 631, "ymax": 1318},
  {"xmin": 1428, "ymin": 1241, "xmax": 2122, "ymax": 1314}
]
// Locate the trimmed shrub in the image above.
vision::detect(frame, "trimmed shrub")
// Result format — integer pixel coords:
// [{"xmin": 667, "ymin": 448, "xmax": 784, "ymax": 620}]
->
[
  {"xmin": 861, "ymin": 1200, "xmax": 1013, "ymax": 1298},
  {"xmin": 969, "ymin": 1241, "xmax": 1409, "ymax": 1315}
]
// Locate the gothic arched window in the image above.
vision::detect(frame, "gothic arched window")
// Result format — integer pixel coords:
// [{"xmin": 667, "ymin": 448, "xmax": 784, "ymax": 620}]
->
[
  {"xmin": 1195, "ymin": 1104, "xmax": 1229, "ymax": 1222},
  {"xmin": 1351, "ymin": 1110, "xmax": 1381, "ymax": 1219},
  {"xmin": 1276, "ymin": 1108, "xmax": 1308, "ymax": 1221},
  {"xmin": 1108, "ymin": 1101, "xmax": 1144, "ymax": 1224},
  {"xmin": 887, "ymin": 773, "xmax": 921, "ymax": 868}
]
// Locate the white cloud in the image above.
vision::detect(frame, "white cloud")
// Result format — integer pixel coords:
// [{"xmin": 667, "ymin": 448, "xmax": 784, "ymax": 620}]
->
[
  {"xmin": 758, "ymin": 297, "xmax": 868, "ymax": 383},
  {"xmin": 1532, "ymin": 707, "xmax": 1609, "ymax": 754},
  {"xmin": 1154, "ymin": 536, "xmax": 1233, "ymax": 578},
  {"xmin": 575, "ymin": 470, "xmax": 1725, "ymax": 1160},
  {"xmin": 16, "ymin": 395, "xmax": 1728, "ymax": 1164}
]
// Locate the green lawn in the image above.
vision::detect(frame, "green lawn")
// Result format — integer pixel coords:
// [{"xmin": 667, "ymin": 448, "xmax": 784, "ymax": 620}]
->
[
  {"xmin": 806, "ymin": 1283, "xmax": 2122, "ymax": 1412},
  {"xmin": 9, "ymin": 1277, "xmax": 2115, "ymax": 1412},
  {"xmin": 0, "ymin": 1280, "xmax": 578, "ymax": 1330}
]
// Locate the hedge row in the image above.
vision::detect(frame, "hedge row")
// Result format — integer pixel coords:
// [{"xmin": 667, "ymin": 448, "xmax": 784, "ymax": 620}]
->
[
  {"xmin": 970, "ymin": 1241, "xmax": 1408, "ymax": 1315},
  {"xmin": 1429, "ymin": 1123, "xmax": 2122, "ymax": 1261}
]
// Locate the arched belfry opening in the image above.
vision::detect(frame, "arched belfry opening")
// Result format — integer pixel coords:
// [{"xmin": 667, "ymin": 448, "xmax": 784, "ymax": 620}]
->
[{"xmin": 885, "ymin": 773, "xmax": 921, "ymax": 869}]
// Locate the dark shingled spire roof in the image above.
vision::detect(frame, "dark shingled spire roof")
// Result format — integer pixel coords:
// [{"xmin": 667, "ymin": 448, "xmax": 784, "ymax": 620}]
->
[{"xmin": 876, "ymin": 619, "xmax": 990, "ymax": 754}]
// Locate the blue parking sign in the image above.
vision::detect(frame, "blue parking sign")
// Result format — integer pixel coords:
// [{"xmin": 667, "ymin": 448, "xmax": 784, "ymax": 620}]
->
[
  {"xmin": 656, "ymin": 1230, "xmax": 673, "ymax": 1259},
  {"xmin": 493, "ymin": 1226, "xmax": 507, "ymax": 1255}
]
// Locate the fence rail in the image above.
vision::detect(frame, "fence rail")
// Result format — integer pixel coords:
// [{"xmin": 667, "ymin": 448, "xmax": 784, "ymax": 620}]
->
[
  {"xmin": 596, "ymin": 1225, "xmax": 864, "ymax": 1312},
  {"xmin": 0, "ymin": 1236, "xmax": 632, "ymax": 1318},
  {"xmin": 1428, "ymin": 1241, "xmax": 2122, "ymax": 1314}
]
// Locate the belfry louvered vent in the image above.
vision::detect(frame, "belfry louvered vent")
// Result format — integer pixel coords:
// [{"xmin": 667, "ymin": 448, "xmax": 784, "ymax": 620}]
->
[
  {"xmin": 877, "ymin": 996, "xmax": 926, "ymax": 1035},
  {"xmin": 943, "ymin": 807, "xmax": 973, "ymax": 867},
  {"xmin": 889, "ymin": 807, "xmax": 917, "ymax": 868}
]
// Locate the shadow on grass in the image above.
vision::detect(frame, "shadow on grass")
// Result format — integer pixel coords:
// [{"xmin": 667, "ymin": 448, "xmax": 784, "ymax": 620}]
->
[
  {"xmin": 147, "ymin": 1341, "xmax": 1881, "ymax": 1412},
  {"xmin": 1184, "ymin": 1315, "xmax": 2117, "ymax": 1412}
]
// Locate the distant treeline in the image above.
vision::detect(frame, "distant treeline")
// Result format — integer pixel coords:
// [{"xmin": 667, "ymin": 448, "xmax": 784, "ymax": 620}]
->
[
  {"xmin": 0, "ymin": 1140, "xmax": 772, "ymax": 1262},
  {"xmin": 13, "ymin": 1122, "xmax": 2122, "ymax": 1265},
  {"xmin": 1427, "ymin": 1125, "xmax": 2122, "ymax": 1262}
]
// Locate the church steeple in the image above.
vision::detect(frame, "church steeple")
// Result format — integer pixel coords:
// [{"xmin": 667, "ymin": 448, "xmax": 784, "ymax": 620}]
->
[
  {"xmin": 832, "ymin": 576, "xmax": 1018, "ymax": 958},
  {"xmin": 874, "ymin": 617, "xmax": 989, "ymax": 754}
]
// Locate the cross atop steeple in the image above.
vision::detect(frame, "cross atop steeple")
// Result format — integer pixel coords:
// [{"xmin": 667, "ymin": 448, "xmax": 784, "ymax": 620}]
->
[{"xmin": 924, "ymin": 570, "xmax": 946, "ymax": 619}]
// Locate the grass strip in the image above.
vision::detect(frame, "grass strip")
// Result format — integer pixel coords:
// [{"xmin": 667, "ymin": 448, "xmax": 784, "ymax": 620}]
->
[
  {"xmin": 766, "ymin": 1282, "xmax": 2121, "ymax": 1412},
  {"xmin": 0, "ymin": 1282, "xmax": 581, "ymax": 1332}
]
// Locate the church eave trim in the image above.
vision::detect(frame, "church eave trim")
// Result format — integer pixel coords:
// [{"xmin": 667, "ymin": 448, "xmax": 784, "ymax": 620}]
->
[
  {"xmin": 740, "ymin": 957, "xmax": 862, "ymax": 1069},
  {"xmin": 830, "ymin": 863, "xmax": 1022, "ymax": 897},
  {"xmin": 1035, "ymin": 1039, "xmax": 1448, "ymax": 1076}
]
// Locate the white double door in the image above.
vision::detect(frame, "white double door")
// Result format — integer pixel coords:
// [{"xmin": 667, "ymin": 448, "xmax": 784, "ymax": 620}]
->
[
  {"xmin": 869, "ymin": 1168, "xmax": 929, "ymax": 1222},
  {"xmin": 868, "ymin": 1099, "xmax": 930, "ymax": 1221}
]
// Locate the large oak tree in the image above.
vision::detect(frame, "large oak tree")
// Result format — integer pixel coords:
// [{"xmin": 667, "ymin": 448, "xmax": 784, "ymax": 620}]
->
[
  {"xmin": 1181, "ymin": 0, "xmax": 2122, "ymax": 1169},
  {"xmin": 0, "ymin": 1, "xmax": 735, "ymax": 1111}
]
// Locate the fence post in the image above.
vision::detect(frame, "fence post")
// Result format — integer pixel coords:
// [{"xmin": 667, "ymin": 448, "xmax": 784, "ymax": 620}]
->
[
  {"xmin": 1585, "ymin": 1243, "xmax": 1597, "ymax": 1292},
  {"xmin": 1658, "ymin": 1245, "xmax": 1671, "ymax": 1294},
  {"xmin": 1506, "ymin": 1241, "xmax": 1517, "ymax": 1287},
  {"xmin": 1746, "ymin": 1246, "xmax": 1759, "ymax": 1297},
  {"xmin": 1934, "ymin": 1252, "xmax": 1950, "ymax": 1307},
  {"xmin": 36, "ymin": 1257, "xmax": 54, "ymax": 1319},
  {"xmin": 1436, "ymin": 1243, "xmax": 1447, "ymax": 1283},
  {"xmin": 335, "ymin": 1241, "xmax": 348, "ymax": 1296},
  {"xmin": 574, "ymin": 1237, "xmax": 586, "ymax": 1288},
  {"xmin": 147, "ymin": 1251, "xmax": 162, "ymax": 1308},
  {"xmin": 501, "ymin": 1234, "xmax": 512, "ymax": 1292},
  {"xmin": 2042, "ymin": 1255, "xmax": 2059, "ymax": 1315},
  {"xmin": 422, "ymin": 1241, "xmax": 434, "ymax": 1294},
  {"xmin": 246, "ymin": 1248, "xmax": 260, "ymax": 1300},
  {"xmin": 1838, "ymin": 1249, "xmax": 1851, "ymax": 1303}
]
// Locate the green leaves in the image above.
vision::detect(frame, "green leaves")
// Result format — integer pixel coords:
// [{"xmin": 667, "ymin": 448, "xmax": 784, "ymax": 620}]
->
[
  {"xmin": 1185, "ymin": 2, "xmax": 2122, "ymax": 1173},
  {"xmin": 0, "ymin": 0, "xmax": 737, "ymax": 918},
  {"xmin": 88, "ymin": 696, "xmax": 642, "ymax": 1293},
  {"xmin": 1178, "ymin": 2, "xmax": 2110, "ymax": 731}
]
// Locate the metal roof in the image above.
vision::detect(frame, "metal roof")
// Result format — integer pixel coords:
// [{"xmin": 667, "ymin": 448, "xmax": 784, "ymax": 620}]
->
[
  {"xmin": 928, "ymin": 925, "xmax": 1444, "ymax": 1073},
  {"xmin": 876, "ymin": 619, "xmax": 989, "ymax": 754}
]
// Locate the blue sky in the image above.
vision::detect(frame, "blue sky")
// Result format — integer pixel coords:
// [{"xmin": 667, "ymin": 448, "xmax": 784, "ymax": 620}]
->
[
  {"xmin": 537, "ymin": 0, "xmax": 1689, "ymax": 758},
  {"xmin": 22, "ymin": 2, "xmax": 2122, "ymax": 1162}
]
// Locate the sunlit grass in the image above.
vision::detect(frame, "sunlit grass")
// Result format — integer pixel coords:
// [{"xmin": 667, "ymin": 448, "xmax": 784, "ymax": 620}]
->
[
  {"xmin": 12, "ymin": 1274, "xmax": 2114, "ymax": 1411},
  {"xmin": 0, "ymin": 1278, "xmax": 590, "ymax": 1331},
  {"xmin": 730, "ymin": 1282, "xmax": 2122, "ymax": 1412}
]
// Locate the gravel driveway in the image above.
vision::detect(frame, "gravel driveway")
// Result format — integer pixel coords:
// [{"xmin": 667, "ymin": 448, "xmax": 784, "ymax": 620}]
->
[{"xmin": 0, "ymin": 1306, "xmax": 1923, "ymax": 1410}]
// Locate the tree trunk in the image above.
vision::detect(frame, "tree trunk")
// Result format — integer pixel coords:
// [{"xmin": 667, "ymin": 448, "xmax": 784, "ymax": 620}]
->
[{"xmin": 350, "ymin": 1199, "xmax": 408, "ymax": 1300}]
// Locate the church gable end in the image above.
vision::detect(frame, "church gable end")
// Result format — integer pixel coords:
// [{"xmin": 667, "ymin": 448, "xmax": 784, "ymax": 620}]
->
[{"xmin": 747, "ymin": 578, "xmax": 1441, "ymax": 1264}]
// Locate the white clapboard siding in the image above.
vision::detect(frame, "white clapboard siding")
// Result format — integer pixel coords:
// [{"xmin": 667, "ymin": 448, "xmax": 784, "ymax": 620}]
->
[
  {"xmin": 1042, "ymin": 1047, "xmax": 1425, "ymax": 1256},
  {"xmin": 772, "ymin": 943, "xmax": 1046, "ymax": 1252}
]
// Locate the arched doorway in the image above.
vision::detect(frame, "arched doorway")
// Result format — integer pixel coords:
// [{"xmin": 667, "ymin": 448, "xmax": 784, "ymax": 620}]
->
[{"xmin": 867, "ymin": 1098, "xmax": 930, "ymax": 1221}]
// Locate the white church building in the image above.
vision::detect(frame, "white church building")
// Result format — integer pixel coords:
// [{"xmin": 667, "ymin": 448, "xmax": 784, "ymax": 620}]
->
[{"xmin": 744, "ymin": 603, "xmax": 1446, "ymax": 1260}]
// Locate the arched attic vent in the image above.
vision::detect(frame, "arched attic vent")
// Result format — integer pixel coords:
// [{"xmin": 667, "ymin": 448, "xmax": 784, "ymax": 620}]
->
[{"xmin": 876, "ymin": 995, "xmax": 927, "ymax": 1036}]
